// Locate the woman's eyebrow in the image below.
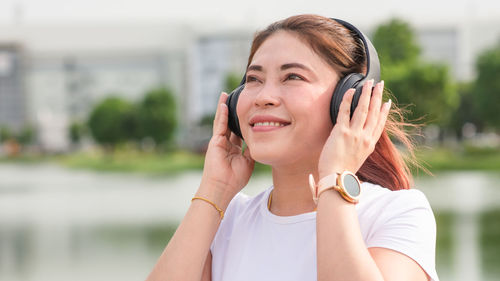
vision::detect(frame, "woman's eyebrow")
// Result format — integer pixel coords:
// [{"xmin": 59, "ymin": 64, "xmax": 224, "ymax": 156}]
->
[
  {"xmin": 280, "ymin": 63, "xmax": 311, "ymax": 72},
  {"xmin": 247, "ymin": 65, "xmax": 263, "ymax": 72},
  {"xmin": 247, "ymin": 63, "xmax": 312, "ymax": 73}
]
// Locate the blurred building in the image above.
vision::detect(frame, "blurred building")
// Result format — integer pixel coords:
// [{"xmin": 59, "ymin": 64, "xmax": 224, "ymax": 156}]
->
[
  {"xmin": 416, "ymin": 20, "xmax": 500, "ymax": 81},
  {"xmin": 0, "ymin": 44, "xmax": 26, "ymax": 132},
  {"xmin": 0, "ymin": 20, "xmax": 499, "ymax": 151},
  {"xmin": 186, "ymin": 33, "xmax": 252, "ymax": 149},
  {"xmin": 0, "ymin": 23, "xmax": 190, "ymax": 151}
]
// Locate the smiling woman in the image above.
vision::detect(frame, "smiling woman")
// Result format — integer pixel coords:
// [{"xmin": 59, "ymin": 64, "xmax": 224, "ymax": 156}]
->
[{"xmin": 146, "ymin": 14, "xmax": 439, "ymax": 281}]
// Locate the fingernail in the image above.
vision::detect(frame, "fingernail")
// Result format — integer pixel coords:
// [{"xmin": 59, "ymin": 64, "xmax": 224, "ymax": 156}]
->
[
  {"xmin": 380, "ymin": 80, "xmax": 385, "ymax": 89},
  {"xmin": 387, "ymin": 99, "xmax": 392, "ymax": 108}
]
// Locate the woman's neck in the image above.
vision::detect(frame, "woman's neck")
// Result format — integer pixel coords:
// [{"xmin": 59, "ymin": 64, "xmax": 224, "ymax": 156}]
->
[{"xmin": 269, "ymin": 163, "xmax": 319, "ymax": 216}]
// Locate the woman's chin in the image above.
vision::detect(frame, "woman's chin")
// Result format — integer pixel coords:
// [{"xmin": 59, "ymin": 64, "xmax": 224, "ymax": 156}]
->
[
  {"xmin": 249, "ymin": 146, "xmax": 286, "ymax": 166},
  {"xmin": 249, "ymin": 146, "xmax": 306, "ymax": 167}
]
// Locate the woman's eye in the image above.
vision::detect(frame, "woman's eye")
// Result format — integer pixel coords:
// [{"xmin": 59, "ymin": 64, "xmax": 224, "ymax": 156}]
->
[
  {"xmin": 246, "ymin": 75, "xmax": 259, "ymax": 83},
  {"xmin": 286, "ymin": 74, "xmax": 303, "ymax": 81}
]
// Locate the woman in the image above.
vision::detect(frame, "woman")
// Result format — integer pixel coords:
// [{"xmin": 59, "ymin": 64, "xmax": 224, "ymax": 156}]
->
[{"xmin": 147, "ymin": 15, "xmax": 439, "ymax": 281}]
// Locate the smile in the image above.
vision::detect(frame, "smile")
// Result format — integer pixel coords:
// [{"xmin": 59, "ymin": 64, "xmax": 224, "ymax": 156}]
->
[
  {"xmin": 252, "ymin": 122, "xmax": 287, "ymax": 127},
  {"xmin": 248, "ymin": 115, "xmax": 291, "ymax": 132}
]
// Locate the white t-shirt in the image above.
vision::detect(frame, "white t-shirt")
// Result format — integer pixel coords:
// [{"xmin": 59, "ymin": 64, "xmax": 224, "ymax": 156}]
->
[{"xmin": 210, "ymin": 182, "xmax": 440, "ymax": 281}]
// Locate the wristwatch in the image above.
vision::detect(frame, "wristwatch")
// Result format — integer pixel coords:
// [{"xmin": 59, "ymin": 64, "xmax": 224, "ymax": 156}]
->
[{"xmin": 309, "ymin": 171, "xmax": 361, "ymax": 204}]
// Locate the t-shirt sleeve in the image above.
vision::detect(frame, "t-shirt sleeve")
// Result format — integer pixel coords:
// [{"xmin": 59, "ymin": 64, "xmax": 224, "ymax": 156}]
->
[
  {"xmin": 365, "ymin": 189, "xmax": 439, "ymax": 281},
  {"xmin": 210, "ymin": 192, "xmax": 248, "ymax": 252}
]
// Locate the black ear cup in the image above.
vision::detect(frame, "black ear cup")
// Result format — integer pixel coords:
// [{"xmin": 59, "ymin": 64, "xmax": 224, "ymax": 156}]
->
[
  {"xmin": 225, "ymin": 84, "xmax": 245, "ymax": 139},
  {"xmin": 330, "ymin": 73, "xmax": 366, "ymax": 124}
]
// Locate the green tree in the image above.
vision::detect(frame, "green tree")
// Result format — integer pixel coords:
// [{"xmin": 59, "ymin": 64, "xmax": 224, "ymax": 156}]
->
[
  {"xmin": 88, "ymin": 96, "xmax": 137, "ymax": 150},
  {"xmin": 383, "ymin": 62, "xmax": 457, "ymax": 124},
  {"xmin": 69, "ymin": 121, "xmax": 86, "ymax": 145},
  {"xmin": 373, "ymin": 18, "xmax": 458, "ymax": 126},
  {"xmin": 473, "ymin": 44, "xmax": 500, "ymax": 131},
  {"xmin": 372, "ymin": 18, "xmax": 420, "ymax": 66},
  {"xmin": 0, "ymin": 125, "xmax": 12, "ymax": 142},
  {"xmin": 137, "ymin": 87, "xmax": 177, "ymax": 148},
  {"xmin": 224, "ymin": 72, "xmax": 243, "ymax": 93},
  {"xmin": 448, "ymin": 82, "xmax": 482, "ymax": 138},
  {"xmin": 17, "ymin": 125, "xmax": 36, "ymax": 145},
  {"xmin": 199, "ymin": 114, "xmax": 215, "ymax": 127}
]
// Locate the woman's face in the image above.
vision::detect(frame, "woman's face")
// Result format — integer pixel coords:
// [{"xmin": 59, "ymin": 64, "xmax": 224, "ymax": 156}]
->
[{"xmin": 237, "ymin": 31, "xmax": 340, "ymax": 167}]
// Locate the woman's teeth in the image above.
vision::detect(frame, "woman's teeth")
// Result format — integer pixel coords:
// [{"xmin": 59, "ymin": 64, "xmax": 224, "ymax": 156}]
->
[{"xmin": 253, "ymin": 122, "xmax": 285, "ymax": 127}]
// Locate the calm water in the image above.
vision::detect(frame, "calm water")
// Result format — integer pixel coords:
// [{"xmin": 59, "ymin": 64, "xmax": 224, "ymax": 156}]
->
[{"xmin": 0, "ymin": 163, "xmax": 499, "ymax": 281}]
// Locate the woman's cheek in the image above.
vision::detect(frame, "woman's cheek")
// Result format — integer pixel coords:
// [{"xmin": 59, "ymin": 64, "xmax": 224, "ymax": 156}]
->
[{"xmin": 236, "ymin": 93, "xmax": 252, "ymax": 138}]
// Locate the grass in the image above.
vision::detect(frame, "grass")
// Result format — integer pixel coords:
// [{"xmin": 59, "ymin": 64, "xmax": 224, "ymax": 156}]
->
[
  {"xmin": 53, "ymin": 148, "xmax": 272, "ymax": 175},
  {"xmin": 1, "ymin": 144, "xmax": 498, "ymax": 174},
  {"xmin": 0, "ymin": 154, "xmax": 51, "ymax": 164},
  {"xmin": 57, "ymin": 149, "xmax": 206, "ymax": 175},
  {"xmin": 414, "ymin": 145, "xmax": 500, "ymax": 172}
]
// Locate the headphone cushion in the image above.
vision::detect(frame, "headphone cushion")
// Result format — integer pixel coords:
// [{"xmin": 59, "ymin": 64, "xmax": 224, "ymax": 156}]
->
[
  {"xmin": 225, "ymin": 84, "xmax": 245, "ymax": 139},
  {"xmin": 330, "ymin": 73, "xmax": 365, "ymax": 124}
]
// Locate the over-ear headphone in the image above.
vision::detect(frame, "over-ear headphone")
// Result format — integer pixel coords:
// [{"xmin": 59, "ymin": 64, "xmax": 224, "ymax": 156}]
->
[{"xmin": 225, "ymin": 18, "xmax": 380, "ymax": 139}]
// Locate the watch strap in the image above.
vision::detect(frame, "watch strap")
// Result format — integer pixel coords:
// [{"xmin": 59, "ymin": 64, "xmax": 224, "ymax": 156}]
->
[
  {"xmin": 318, "ymin": 173, "xmax": 341, "ymax": 194},
  {"xmin": 309, "ymin": 173, "xmax": 340, "ymax": 205}
]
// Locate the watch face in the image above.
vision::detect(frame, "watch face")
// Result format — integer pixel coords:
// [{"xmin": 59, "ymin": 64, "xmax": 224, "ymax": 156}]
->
[{"xmin": 342, "ymin": 173, "xmax": 361, "ymax": 197}]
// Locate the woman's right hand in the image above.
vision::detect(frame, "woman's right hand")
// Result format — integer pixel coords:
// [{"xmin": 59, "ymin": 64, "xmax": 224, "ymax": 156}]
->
[{"xmin": 197, "ymin": 92, "xmax": 255, "ymax": 209}]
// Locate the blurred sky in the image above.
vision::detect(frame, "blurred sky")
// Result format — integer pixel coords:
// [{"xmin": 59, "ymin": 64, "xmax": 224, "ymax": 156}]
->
[{"xmin": 0, "ymin": 0, "xmax": 499, "ymax": 29}]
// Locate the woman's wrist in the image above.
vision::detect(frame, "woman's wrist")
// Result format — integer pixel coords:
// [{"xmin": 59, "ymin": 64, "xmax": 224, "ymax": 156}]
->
[
  {"xmin": 318, "ymin": 162, "xmax": 361, "ymax": 180},
  {"xmin": 318, "ymin": 167, "xmax": 344, "ymax": 181},
  {"xmin": 196, "ymin": 179, "xmax": 236, "ymax": 211}
]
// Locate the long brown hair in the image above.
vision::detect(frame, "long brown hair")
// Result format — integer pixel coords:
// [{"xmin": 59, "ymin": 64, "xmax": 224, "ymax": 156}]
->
[{"xmin": 247, "ymin": 14, "xmax": 418, "ymax": 190}]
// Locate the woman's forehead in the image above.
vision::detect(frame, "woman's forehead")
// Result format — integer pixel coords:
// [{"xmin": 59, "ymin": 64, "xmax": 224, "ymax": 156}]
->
[{"xmin": 250, "ymin": 31, "xmax": 332, "ymax": 73}]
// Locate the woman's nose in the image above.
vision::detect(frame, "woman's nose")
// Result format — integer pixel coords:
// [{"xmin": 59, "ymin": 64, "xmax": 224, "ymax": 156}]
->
[{"xmin": 254, "ymin": 82, "xmax": 281, "ymax": 107}]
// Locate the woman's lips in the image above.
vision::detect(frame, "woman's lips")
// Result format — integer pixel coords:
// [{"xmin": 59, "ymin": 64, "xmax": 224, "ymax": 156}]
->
[
  {"xmin": 250, "ymin": 120, "xmax": 290, "ymax": 132},
  {"xmin": 248, "ymin": 115, "xmax": 291, "ymax": 133}
]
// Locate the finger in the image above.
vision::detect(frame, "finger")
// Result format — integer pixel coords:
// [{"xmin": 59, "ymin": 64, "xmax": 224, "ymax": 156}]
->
[
  {"xmin": 229, "ymin": 132, "xmax": 242, "ymax": 148},
  {"xmin": 213, "ymin": 92, "xmax": 229, "ymax": 136},
  {"xmin": 336, "ymin": 88, "xmax": 355, "ymax": 126},
  {"xmin": 364, "ymin": 80, "xmax": 384, "ymax": 133},
  {"xmin": 373, "ymin": 99, "xmax": 391, "ymax": 139},
  {"xmin": 351, "ymin": 79, "xmax": 374, "ymax": 130},
  {"xmin": 213, "ymin": 92, "xmax": 228, "ymax": 131},
  {"xmin": 224, "ymin": 122, "xmax": 231, "ymax": 140}
]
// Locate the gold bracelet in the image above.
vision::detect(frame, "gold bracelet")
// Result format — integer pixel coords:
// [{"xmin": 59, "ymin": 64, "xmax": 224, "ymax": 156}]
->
[{"xmin": 191, "ymin": 197, "xmax": 225, "ymax": 220}]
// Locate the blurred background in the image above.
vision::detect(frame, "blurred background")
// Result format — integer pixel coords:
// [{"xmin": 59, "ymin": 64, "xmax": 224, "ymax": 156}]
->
[{"xmin": 0, "ymin": 0, "xmax": 499, "ymax": 280}]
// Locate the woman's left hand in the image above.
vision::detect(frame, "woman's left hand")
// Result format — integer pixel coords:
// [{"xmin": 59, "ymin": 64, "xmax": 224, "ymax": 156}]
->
[{"xmin": 318, "ymin": 79, "xmax": 391, "ymax": 179}]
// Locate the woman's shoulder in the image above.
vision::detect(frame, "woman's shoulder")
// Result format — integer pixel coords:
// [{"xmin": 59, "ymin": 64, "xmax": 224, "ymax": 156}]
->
[
  {"xmin": 358, "ymin": 182, "xmax": 439, "ymax": 281},
  {"xmin": 210, "ymin": 187, "xmax": 270, "ymax": 245},
  {"xmin": 358, "ymin": 181, "xmax": 432, "ymax": 212},
  {"xmin": 357, "ymin": 181, "xmax": 436, "ymax": 239},
  {"xmin": 226, "ymin": 187, "xmax": 270, "ymax": 212},
  {"xmin": 219, "ymin": 187, "xmax": 271, "ymax": 224}
]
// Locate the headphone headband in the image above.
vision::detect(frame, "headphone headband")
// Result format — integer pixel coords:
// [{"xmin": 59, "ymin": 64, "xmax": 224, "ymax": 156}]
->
[
  {"xmin": 330, "ymin": 18, "xmax": 380, "ymax": 84},
  {"xmin": 236, "ymin": 18, "xmax": 380, "ymax": 86}
]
